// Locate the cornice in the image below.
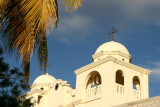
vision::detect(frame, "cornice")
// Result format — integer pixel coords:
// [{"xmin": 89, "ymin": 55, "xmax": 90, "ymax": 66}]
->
[
  {"xmin": 92, "ymin": 51, "xmax": 131, "ymax": 59},
  {"xmin": 74, "ymin": 56, "xmax": 151, "ymax": 75},
  {"xmin": 30, "ymin": 83, "xmax": 54, "ymax": 89},
  {"xmin": 17, "ymin": 89, "xmax": 46, "ymax": 100},
  {"xmin": 74, "ymin": 56, "xmax": 116, "ymax": 75},
  {"xmin": 113, "ymin": 58, "xmax": 151, "ymax": 75}
]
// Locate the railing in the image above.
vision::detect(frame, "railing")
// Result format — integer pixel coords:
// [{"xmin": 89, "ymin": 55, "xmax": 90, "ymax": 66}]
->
[
  {"xmin": 85, "ymin": 85, "xmax": 101, "ymax": 98},
  {"xmin": 115, "ymin": 83, "xmax": 142, "ymax": 100},
  {"xmin": 115, "ymin": 83, "xmax": 125, "ymax": 95},
  {"xmin": 133, "ymin": 89, "xmax": 141, "ymax": 100}
]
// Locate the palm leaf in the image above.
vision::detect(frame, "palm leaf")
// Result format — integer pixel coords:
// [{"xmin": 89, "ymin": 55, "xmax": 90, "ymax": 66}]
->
[
  {"xmin": 1, "ymin": 0, "xmax": 83, "ymax": 84},
  {"xmin": 63, "ymin": 0, "xmax": 83, "ymax": 11},
  {"xmin": 2, "ymin": 0, "xmax": 58, "ymax": 83},
  {"xmin": 23, "ymin": 61, "xmax": 30, "ymax": 84},
  {"xmin": 0, "ymin": 0, "xmax": 10, "ymax": 30},
  {"xmin": 0, "ymin": 0, "xmax": 10, "ymax": 8},
  {"xmin": 37, "ymin": 33, "xmax": 48, "ymax": 73}
]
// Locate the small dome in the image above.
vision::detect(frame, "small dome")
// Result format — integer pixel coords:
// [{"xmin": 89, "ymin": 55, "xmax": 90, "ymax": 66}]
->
[
  {"xmin": 95, "ymin": 41, "xmax": 130, "ymax": 55},
  {"xmin": 33, "ymin": 73, "xmax": 56, "ymax": 85}
]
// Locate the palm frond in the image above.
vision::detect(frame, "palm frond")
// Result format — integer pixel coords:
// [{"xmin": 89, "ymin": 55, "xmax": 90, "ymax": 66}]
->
[
  {"xmin": 37, "ymin": 32, "xmax": 48, "ymax": 73},
  {"xmin": 63, "ymin": 0, "xmax": 83, "ymax": 11},
  {"xmin": 23, "ymin": 61, "xmax": 30, "ymax": 84},
  {"xmin": 0, "ymin": 0, "xmax": 10, "ymax": 30},
  {"xmin": 2, "ymin": 0, "xmax": 58, "ymax": 83},
  {"xmin": 19, "ymin": 0, "xmax": 58, "ymax": 73},
  {"xmin": 20, "ymin": 0, "xmax": 59, "ymax": 32},
  {"xmin": 1, "ymin": 0, "xmax": 83, "ymax": 84},
  {"xmin": 0, "ymin": 0, "xmax": 10, "ymax": 8},
  {"xmin": 0, "ymin": 1, "xmax": 3, "ymax": 7}
]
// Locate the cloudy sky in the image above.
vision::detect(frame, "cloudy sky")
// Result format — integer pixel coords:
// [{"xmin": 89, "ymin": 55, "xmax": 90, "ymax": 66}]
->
[{"xmin": 4, "ymin": 0, "xmax": 160, "ymax": 97}]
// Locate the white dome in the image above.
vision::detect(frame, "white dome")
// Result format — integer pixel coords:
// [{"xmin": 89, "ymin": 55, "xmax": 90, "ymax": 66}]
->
[
  {"xmin": 33, "ymin": 73, "xmax": 56, "ymax": 85},
  {"xmin": 95, "ymin": 41, "xmax": 130, "ymax": 55}
]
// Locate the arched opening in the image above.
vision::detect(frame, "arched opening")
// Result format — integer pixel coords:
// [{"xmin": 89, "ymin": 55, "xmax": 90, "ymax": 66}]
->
[
  {"xmin": 133, "ymin": 76, "xmax": 141, "ymax": 91},
  {"xmin": 116, "ymin": 70, "xmax": 124, "ymax": 85},
  {"xmin": 86, "ymin": 72, "xmax": 101, "ymax": 89},
  {"xmin": 37, "ymin": 95, "xmax": 42, "ymax": 103},
  {"xmin": 85, "ymin": 71, "xmax": 102, "ymax": 98}
]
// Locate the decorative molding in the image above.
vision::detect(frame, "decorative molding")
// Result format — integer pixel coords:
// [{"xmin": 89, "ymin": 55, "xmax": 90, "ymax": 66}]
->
[
  {"xmin": 92, "ymin": 51, "xmax": 103, "ymax": 59},
  {"xmin": 92, "ymin": 51, "xmax": 131, "ymax": 59},
  {"xmin": 17, "ymin": 89, "xmax": 46, "ymax": 100},
  {"xmin": 30, "ymin": 83, "xmax": 54, "ymax": 89},
  {"xmin": 74, "ymin": 56, "xmax": 151, "ymax": 75}
]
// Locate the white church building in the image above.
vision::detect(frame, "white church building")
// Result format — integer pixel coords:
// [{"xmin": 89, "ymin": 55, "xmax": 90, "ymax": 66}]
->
[{"xmin": 20, "ymin": 40, "xmax": 160, "ymax": 107}]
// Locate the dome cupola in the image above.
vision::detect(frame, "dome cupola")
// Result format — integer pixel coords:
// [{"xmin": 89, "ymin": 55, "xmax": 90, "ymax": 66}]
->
[
  {"xmin": 92, "ymin": 41, "xmax": 131, "ymax": 62},
  {"xmin": 31, "ymin": 73, "xmax": 56, "ymax": 91}
]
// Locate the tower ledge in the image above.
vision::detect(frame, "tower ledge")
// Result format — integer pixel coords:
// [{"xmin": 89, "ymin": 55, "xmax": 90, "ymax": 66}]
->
[{"xmin": 74, "ymin": 56, "xmax": 151, "ymax": 75}]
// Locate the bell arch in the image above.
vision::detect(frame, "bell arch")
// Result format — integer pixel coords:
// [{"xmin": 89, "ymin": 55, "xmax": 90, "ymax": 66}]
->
[
  {"xmin": 115, "ymin": 70, "xmax": 124, "ymax": 85},
  {"xmin": 85, "ymin": 71, "xmax": 101, "ymax": 89},
  {"xmin": 133, "ymin": 76, "xmax": 141, "ymax": 91}
]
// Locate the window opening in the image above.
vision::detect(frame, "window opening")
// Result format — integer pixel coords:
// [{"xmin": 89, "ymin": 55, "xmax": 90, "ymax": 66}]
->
[
  {"xmin": 37, "ymin": 95, "xmax": 42, "ymax": 103},
  {"xmin": 55, "ymin": 83, "xmax": 59, "ymax": 91},
  {"xmin": 86, "ymin": 72, "xmax": 101, "ymax": 89},
  {"xmin": 116, "ymin": 70, "xmax": 124, "ymax": 85},
  {"xmin": 133, "ymin": 76, "xmax": 140, "ymax": 91}
]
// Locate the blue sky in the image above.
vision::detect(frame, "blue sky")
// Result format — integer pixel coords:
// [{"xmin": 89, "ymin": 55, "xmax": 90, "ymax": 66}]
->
[{"xmin": 2, "ymin": 0, "xmax": 160, "ymax": 97}]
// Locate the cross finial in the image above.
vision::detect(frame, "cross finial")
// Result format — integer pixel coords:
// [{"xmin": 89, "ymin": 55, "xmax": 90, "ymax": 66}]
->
[{"xmin": 108, "ymin": 26, "xmax": 117, "ymax": 41}]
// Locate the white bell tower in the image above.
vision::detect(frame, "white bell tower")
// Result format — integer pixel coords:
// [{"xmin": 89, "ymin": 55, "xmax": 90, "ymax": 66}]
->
[{"xmin": 74, "ymin": 41, "xmax": 151, "ymax": 107}]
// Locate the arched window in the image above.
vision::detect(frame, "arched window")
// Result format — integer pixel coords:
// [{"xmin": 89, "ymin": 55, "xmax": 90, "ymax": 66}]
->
[
  {"xmin": 85, "ymin": 71, "xmax": 102, "ymax": 98},
  {"xmin": 86, "ymin": 72, "xmax": 101, "ymax": 89},
  {"xmin": 133, "ymin": 76, "xmax": 141, "ymax": 91},
  {"xmin": 116, "ymin": 70, "xmax": 124, "ymax": 85}
]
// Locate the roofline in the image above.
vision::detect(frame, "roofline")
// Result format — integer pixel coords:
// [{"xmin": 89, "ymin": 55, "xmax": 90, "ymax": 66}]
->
[
  {"xmin": 17, "ymin": 89, "xmax": 46, "ymax": 100},
  {"xmin": 30, "ymin": 83, "xmax": 54, "ymax": 89},
  {"xmin": 74, "ymin": 56, "xmax": 151, "ymax": 75},
  {"xmin": 92, "ymin": 51, "xmax": 131, "ymax": 59}
]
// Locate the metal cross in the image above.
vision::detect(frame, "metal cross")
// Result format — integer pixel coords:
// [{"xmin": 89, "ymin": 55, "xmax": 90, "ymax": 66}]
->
[{"xmin": 108, "ymin": 26, "xmax": 117, "ymax": 41}]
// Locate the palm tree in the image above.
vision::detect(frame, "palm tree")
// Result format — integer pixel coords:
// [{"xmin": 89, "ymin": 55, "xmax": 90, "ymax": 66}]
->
[
  {"xmin": 0, "ymin": 0, "xmax": 10, "ymax": 30},
  {"xmin": 0, "ymin": 0, "xmax": 83, "ymax": 84}
]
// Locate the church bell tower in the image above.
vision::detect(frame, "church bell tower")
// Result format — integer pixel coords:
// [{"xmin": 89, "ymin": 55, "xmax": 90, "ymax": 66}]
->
[{"xmin": 74, "ymin": 41, "xmax": 151, "ymax": 107}]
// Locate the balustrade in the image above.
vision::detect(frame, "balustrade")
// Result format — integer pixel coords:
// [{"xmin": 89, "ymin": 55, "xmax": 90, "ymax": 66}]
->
[
  {"xmin": 115, "ymin": 83, "xmax": 125, "ymax": 95},
  {"xmin": 85, "ymin": 85, "xmax": 101, "ymax": 98},
  {"xmin": 133, "ymin": 89, "xmax": 141, "ymax": 100}
]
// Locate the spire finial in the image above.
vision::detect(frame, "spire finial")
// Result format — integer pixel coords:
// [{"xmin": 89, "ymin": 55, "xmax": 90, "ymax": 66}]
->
[{"xmin": 108, "ymin": 25, "xmax": 118, "ymax": 41}]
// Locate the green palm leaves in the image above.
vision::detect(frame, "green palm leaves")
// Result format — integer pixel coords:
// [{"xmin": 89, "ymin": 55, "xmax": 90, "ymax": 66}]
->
[{"xmin": 1, "ymin": 0, "xmax": 83, "ymax": 84}]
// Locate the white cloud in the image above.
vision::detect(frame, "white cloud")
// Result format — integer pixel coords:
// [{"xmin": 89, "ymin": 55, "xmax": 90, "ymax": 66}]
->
[
  {"xmin": 154, "ymin": 47, "xmax": 160, "ymax": 52},
  {"xmin": 80, "ymin": 0, "xmax": 160, "ymax": 26},
  {"xmin": 51, "ymin": 14, "xmax": 96, "ymax": 44},
  {"xmin": 148, "ymin": 62, "xmax": 160, "ymax": 79},
  {"xmin": 50, "ymin": 0, "xmax": 160, "ymax": 43},
  {"xmin": 59, "ymin": 14, "xmax": 93, "ymax": 32}
]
